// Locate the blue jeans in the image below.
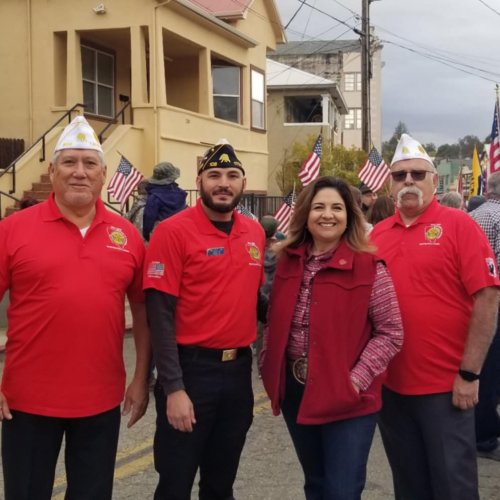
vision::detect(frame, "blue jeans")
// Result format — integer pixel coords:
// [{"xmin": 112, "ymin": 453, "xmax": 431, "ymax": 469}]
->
[
  {"xmin": 475, "ymin": 325, "xmax": 500, "ymax": 451},
  {"xmin": 281, "ymin": 371, "xmax": 377, "ymax": 500}
]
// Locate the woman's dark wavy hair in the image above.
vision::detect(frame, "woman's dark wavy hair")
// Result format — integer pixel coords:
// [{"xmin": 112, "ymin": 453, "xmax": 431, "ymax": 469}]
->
[{"xmin": 275, "ymin": 176, "xmax": 374, "ymax": 254}]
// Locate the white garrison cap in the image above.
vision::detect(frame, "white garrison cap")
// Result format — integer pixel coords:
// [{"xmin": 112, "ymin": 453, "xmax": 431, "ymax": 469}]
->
[
  {"xmin": 391, "ymin": 133, "xmax": 433, "ymax": 167},
  {"xmin": 54, "ymin": 116, "xmax": 103, "ymax": 153}
]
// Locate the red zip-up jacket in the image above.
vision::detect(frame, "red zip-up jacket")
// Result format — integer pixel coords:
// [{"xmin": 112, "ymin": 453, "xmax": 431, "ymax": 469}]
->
[{"xmin": 261, "ymin": 240, "xmax": 386, "ymax": 425}]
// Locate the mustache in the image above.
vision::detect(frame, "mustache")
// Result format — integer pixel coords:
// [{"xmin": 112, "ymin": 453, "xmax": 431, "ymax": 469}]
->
[
  {"xmin": 397, "ymin": 186, "xmax": 423, "ymax": 207},
  {"xmin": 213, "ymin": 188, "xmax": 233, "ymax": 195}
]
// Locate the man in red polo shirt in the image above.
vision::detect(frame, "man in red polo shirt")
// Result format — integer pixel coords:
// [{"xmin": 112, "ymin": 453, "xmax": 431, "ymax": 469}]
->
[
  {"xmin": 144, "ymin": 139, "xmax": 265, "ymax": 500},
  {"xmin": 0, "ymin": 116, "xmax": 151, "ymax": 500},
  {"xmin": 371, "ymin": 134, "xmax": 499, "ymax": 500}
]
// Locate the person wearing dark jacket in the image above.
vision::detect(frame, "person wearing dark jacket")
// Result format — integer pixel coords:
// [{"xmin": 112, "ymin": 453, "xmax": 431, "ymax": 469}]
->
[
  {"xmin": 143, "ymin": 162, "xmax": 187, "ymax": 241},
  {"xmin": 260, "ymin": 176, "xmax": 403, "ymax": 500}
]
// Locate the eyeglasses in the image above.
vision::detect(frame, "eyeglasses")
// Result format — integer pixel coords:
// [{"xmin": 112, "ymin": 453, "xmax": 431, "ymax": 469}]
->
[{"xmin": 390, "ymin": 170, "xmax": 434, "ymax": 182}]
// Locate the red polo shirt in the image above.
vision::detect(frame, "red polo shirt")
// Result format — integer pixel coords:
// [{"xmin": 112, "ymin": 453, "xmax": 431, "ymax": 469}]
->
[
  {"xmin": 144, "ymin": 200, "xmax": 265, "ymax": 348},
  {"xmin": 0, "ymin": 195, "xmax": 145, "ymax": 417},
  {"xmin": 371, "ymin": 199, "xmax": 500, "ymax": 395}
]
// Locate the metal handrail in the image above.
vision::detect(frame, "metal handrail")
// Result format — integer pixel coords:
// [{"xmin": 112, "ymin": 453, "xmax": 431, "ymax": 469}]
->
[
  {"xmin": 103, "ymin": 201, "xmax": 122, "ymax": 214},
  {"xmin": 0, "ymin": 191, "xmax": 21, "ymax": 219},
  {"xmin": 0, "ymin": 103, "xmax": 85, "ymax": 194},
  {"xmin": 98, "ymin": 101, "xmax": 131, "ymax": 143}
]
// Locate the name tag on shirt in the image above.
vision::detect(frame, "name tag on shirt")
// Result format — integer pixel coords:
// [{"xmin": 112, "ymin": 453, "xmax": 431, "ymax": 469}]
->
[{"xmin": 207, "ymin": 247, "xmax": 225, "ymax": 257}]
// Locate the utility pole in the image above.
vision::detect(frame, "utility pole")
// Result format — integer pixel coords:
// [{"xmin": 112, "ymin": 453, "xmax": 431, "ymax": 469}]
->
[{"xmin": 361, "ymin": 0, "xmax": 371, "ymax": 152}]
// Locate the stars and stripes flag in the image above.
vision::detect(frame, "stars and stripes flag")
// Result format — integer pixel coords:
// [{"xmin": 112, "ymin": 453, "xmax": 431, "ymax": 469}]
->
[
  {"xmin": 298, "ymin": 135, "xmax": 322, "ymax": 186},
  {"xmin": 274, "ymin": 191, "xmax": 296, "ymax": 234},
  {"xmin": 107, "ymin": 156, "xmax": 144, "ymax": 210},
  {"xmin": 358, "ymin": 147, "xmax": 390, "ymax": 192},
  {"xmin": 236, "ymin": 203, "xmax": 258, "ymax": 220},
  {"xmin": 489, "ymin": 101, "xmax": 500, "ymax": 175}
]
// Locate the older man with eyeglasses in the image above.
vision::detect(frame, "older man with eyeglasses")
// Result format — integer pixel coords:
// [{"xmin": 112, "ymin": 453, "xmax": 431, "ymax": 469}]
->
[{"xmin": 371, "ymin": 134, "xmax": 500, "ymax": 500}]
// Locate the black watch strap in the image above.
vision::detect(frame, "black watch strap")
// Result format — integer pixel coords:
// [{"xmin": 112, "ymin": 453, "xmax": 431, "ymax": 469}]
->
[{"xmin": 458, "ymin": 369, "xmax": 480, "ymax": 382}]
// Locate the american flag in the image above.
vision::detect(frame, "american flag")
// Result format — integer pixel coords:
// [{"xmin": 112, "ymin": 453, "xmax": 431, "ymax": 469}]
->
[
  {"xmin": 489, "ymin": 101, "xmax": 500, "ymax": 175},
  {"xmin": 358, "ymin": 147, "xmax": 390, "ymax": 192},
  {"xmin": 298, "ymin": 135, "xmax": 322, "ymax": 186},
  {"xmin": 274, "ymin": 191, "xmax": 296, "ymax": 234},
  {"xmin": 236, "ymin": 203, "xmax": 257, "ymax": 220},
  {"xmin": 107, "ymin": 156, "xmax": 144, "ymax": 210}
]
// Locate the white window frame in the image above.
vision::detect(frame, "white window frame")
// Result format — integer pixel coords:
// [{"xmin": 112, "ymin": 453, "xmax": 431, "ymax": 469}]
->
[
  {"xmin": 212, "ymin": 63, "xmax": 241, "ymax": 124},
  {"xmin": 344, "ymin": 108, "xmax": 362, "ymax": 130},
  {"xmin": 250, "ymin": 67, "xmax": 265, "ymax": 130},
  {"xmin": 81, "ymin": 44, "xmax": 115, "ymax": 118},
  {"xmin": 344, "ymin": 72, "xmax": 362, "ymax": 92}
]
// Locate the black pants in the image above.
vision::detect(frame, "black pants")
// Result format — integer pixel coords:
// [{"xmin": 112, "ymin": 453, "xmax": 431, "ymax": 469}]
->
[
  {"xmin": 379, "ymin": 388, "xmax": 478, "ymax": 500},
  {"xmin": 153, "ymin": 346, "xmax": 254, "ymax": 500},
  {"xmin": 1, "ymin": 406, "xmax": 121, "ymax": 500}
]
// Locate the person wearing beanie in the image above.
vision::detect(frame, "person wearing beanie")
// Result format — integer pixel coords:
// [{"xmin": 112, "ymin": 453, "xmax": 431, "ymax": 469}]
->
[
  {"xmin": 371, "ymin": 133, "xmax": 499, "ymax": 499},
  {"xmin": 142, "ymin": 161, "xmax": 187, "ymax": 241},
  {"xmin": 144, "ymin": 139, "xmax": 265, "ymax": 499},
  {"xmin": 0, "ymin": 116, "xmax": 150, "ymax": 499}
]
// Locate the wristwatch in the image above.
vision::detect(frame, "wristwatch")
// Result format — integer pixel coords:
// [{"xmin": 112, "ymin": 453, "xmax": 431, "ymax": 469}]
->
[{"xmin": 458, "ymin": 369, "xmax": 480, "ymax": 382}]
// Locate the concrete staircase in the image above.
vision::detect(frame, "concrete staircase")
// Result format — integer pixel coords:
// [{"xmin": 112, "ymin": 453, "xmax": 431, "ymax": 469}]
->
[{"xmin": 5, "ymin": 173, "xmax": 52, "ymax": 217}]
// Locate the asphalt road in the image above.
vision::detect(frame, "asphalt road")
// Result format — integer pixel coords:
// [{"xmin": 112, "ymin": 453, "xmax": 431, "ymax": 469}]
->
[{"xmin": 1, "ymin": 334, "xmax": 500, "ymax": 499}]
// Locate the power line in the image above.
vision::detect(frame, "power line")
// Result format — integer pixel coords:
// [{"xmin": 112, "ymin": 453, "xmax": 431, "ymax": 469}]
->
[{"xmin": 476, "ymin": 0, "xmax": 500, "ymax": 16}]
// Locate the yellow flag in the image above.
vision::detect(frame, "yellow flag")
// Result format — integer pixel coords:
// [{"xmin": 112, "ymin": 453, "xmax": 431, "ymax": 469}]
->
[{"xmin": 470, "ymin": 145, "xmax": 482, "ymax": 196}]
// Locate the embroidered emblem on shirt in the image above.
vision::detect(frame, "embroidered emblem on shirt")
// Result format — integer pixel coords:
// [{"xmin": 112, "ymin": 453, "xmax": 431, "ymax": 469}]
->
[
  {"xmin": 246, "ymin": 242, "xmax": 261, "ymax": 263},
  {"xmin": 486, "ymin": 257, "xmax": 497, "ymax": 278},
  {"xmin": 107, "ymin": 226, "xmax": 128, "ymax": 248},
  {"xmin": 207, "ymin": 247, "xmax": 225, "ymax": 257},
  {"xmin": 424, "ymin": 224, "xmax": 442, "ymax": 242},
  {"xmin": 147, "ymin": 261, "xmax": 165, "ymax": 278},
  {"xmin": 338, "ymin": 259, "xmax": 347, "ymax": 266}
]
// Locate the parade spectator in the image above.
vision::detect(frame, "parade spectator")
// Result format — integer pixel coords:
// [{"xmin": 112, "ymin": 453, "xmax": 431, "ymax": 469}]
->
[
  {"xmin": 371, "ymin": 134, "xmax": 499, "ymax": 500},
  {"xmin": 366, "ymin": 195, "xmax": 395, "ymax": 226},
  {"xmin": 261, "ymin": 176, "xmax": 403, "ymax": 500},
  {"xmin": 142, "ymin": 162, "xmax": 187, "ymax": 241},
  {"xmin": 359, "ymin": 183, "xmax": 377, "ymax": 214},
  {"xmin": 440, "ymin": 191, "xmax": 463, "ymax": 209},
  {"xmin": 144, "ymin": 139, "xmax": 265, "ymax": 500},
  {"xmin": 0, "ymin": 116, "xmax": 150, "ymax": 500},
  {"xmin": 18, "ymin": 196, "xmax": 40, "ymax": 210},
  {"xmin": 126, "ymin": 180, "xmax": 149, "ymax": 240},
  {"xmin": 470, "ymin": 172, "xmax": 500, "ymax": 461},
  {"xmin": 468, "ymin": 195, "xmax": 487, "ymax": 212}
]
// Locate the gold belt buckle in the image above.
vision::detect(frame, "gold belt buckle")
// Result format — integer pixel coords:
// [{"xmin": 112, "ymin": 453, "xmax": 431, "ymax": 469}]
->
[{"xmin": 222, "ymin": 349, "xmax": 237, "ymax": 362}]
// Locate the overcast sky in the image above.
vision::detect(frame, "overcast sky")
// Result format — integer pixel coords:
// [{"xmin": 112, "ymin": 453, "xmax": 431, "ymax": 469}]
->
[{"xmin": 274, "ymin": 0, "xmax": 500, "ymax": 146}]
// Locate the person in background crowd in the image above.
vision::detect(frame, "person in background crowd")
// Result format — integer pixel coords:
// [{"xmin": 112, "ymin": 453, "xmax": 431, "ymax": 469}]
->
[
  {"xmin": 371, "ymin": 133, "xmax": 499, "ymax": 500},
  {"xmin": 440, "ymin": 191, "xmax": 463, "ymax": 209},
  {"xmin": 144, "ymin": 139, "xmax": 265, "ymax": 500},
  {"xmin": 261, "ymin": 176, "xmax": 403, "ymax": 500},
  {"xmin": 0, "ymin": 116, "xmax": 150, "ymax": 500},
  {"xmin": 469, "ymin": 172, "xmax": 500, "ymax": 461},
  {"xmin": 468, "ymin": 195, "xmax": 487, "ymax": 212},
  {"xmin": 142, "ymin": 162, "xmax": 187, "ymax": 241},
  {"xmin": 351, "ymin": 185, "xmax": 373, "ymax": 233},
  {"xmin": 366, "ymin": 195, "xmax": 395, "ymax": 226},
  {"xmin": 359, "ymin": 183, "xmax": 378, "ymax": 214},
  {"xmin": 18, "ymin": 196, "xmax": 40, "ymax": 210},
  {"xmin": 126, "ymin": 180, "xmax": 149, "ymax": 240}
]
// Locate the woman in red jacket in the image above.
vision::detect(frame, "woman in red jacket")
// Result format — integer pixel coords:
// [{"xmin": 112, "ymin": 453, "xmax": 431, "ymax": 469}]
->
[{"xmin": 261, "ymin": 176, "xmax": 403, "ymax": 500}]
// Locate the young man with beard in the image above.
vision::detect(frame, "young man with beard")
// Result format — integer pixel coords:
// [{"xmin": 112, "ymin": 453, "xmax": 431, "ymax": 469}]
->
[
  {"xmin": 144, "ymin": 140, "xmax": 265, "ymax": 500},
  {"xmin": 371, "ymin": 134, "xmax": 500, "ymax": 500}
]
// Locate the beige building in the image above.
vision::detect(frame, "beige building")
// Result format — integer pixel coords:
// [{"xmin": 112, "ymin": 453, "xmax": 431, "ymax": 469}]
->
[
  {"xmin": 268, "ymin": 39, "xmax": 383, "ymax": 152},
  {"xmin": 0, "ymin": 0, "xmax": 285, "ymax": 210},
  {"xmin": 266, "ymin": 59, "xmax": 348, "ymax": 195}
]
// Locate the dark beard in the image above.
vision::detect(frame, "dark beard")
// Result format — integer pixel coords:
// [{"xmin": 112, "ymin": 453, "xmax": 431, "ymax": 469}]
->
[{"xmin": 199, "ymin": 183, "xmax": 243, "ymax": 213}]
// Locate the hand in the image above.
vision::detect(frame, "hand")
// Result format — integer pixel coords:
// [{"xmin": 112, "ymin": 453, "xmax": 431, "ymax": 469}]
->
[
  {"xmin": 0, "ymin": 391, "xmax": 12, "ymax": 421},
  {"xmin": 166, "ymin": 390, "xmax": 196, "ymax": 432},
  {"xmin": 122, "ymin": 377, "xmax": 149, "ymax": 428},
  {"xmin": 351, "ymin": 382, "xmax": 361, "ymax": 394},
  {"xmin": 452, "ymin": 374, "xmax": 479, "ymax": 410}
]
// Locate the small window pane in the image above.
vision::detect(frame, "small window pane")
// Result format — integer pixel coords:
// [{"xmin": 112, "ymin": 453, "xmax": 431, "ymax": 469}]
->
[
  {"xmin": 213, "ymin": 66, "xmax": 239, "ymax": 95},
  {"xmin": 252, "ymin": 100, "xmax": 264, "ymax": 129},
  {"xmin": 97, "ymin": 85, "xmax": 113, "ymax": 117},
  {"xmin": 251, "ymin": 70, "xmax": 264, "ymax": 102},
  {"xmin": 214, "ymin": 96, "xmax": 239, "ymax": 123},
  {"xmin": 97, "ymin": 52, "xmax": 113, "ymax": 86},
  {"xmin": 83, "ymin": 81, "xmax": 96, "ymax": 114},
  {"xmin": 82, "ymin": 47, "xmax": 95, "ymax": 81}
]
